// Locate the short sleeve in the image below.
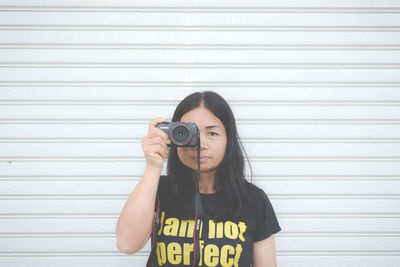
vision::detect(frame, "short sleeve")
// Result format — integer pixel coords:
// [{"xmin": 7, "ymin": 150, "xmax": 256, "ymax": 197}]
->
[{"xmin": 253, "ymin": 188, "xmax": 282, "ymax": 242}]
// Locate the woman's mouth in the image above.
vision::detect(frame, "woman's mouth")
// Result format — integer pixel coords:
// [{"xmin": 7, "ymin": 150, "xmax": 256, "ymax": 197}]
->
[{"xmin": 192, "ymin": 156, "xmax": 209, "ymax": 162}]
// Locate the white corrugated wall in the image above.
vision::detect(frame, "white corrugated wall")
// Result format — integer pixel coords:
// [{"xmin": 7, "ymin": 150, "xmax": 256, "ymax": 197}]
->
[{"xmin": 1, "ymin": 0, "xmax": 400, "ymax": 266}]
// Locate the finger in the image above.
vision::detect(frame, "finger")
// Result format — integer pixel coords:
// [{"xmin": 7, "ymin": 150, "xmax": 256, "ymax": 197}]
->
[
  {"xmin": 148, "ymin": 118, "xmax": 168, "ymax": 132},
  {"xmin": 153, "ymin": 142, "xmax": 168, "ymax": 156},
  {"xmin": 149, "ymin": 127, "xmax": 171, "ymax": 144},
  {"xmin": 149, "ymin": 136, "xmax": 165, "ymax": 146},
  {"xmin": 163, "ymin": 146, "xmax": 169, "ymax": 158},
  {"xmin": 150, "ymin": 144, "xmax": 167, "ymax": 159}
]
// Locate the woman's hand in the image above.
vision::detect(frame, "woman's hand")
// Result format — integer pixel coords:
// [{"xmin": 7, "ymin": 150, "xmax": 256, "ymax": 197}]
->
[{"xmin": 141, "ymin": 118, "xmax": 171, "ymax": 169}]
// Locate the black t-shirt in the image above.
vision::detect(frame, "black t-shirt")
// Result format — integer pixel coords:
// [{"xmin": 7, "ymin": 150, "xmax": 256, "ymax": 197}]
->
[{"xmin": 150, "ymin": 175, "xmax": 281, "ymax": 266}]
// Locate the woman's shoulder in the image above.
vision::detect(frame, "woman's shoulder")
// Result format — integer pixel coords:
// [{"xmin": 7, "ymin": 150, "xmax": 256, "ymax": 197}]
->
[
  {"xmin": 155, "ymin": 175, "xmax": 174, "ymax": 208},
  {"xmin": 157, "ymin": 174, "xmax": 171, "ymax": 191},
  {"xmin": 159, "ymin": 174, "xmax": 169, "ymax": 183},
  {"xmin": 245, "ymin": 180, "xmax": 272, "ymax": 204}
]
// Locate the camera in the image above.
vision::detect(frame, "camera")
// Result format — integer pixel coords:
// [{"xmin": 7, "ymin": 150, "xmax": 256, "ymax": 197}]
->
[{"xmin": 156, "ymin": 121, "xmax": 199, "ymax": 147}]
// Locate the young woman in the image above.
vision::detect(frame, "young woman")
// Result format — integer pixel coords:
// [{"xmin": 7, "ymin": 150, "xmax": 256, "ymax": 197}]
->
[{"xmin": 116, "ymin": 91, "xmax": 281, "ymax": 266}]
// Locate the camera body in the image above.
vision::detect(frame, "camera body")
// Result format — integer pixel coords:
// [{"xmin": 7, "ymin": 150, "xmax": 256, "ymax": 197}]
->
[{"xmin": 156, "ymin": 121, "xmax": 199, "ymax": 147}]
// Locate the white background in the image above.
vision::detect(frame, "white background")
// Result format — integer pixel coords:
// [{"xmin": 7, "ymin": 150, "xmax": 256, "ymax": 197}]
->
[{"xmin": 1, "ymin": 0, "xmax": 400, "ymax": 266}]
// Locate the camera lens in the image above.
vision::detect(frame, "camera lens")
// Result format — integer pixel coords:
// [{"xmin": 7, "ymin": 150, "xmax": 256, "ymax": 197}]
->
[{"xmin": 172, "ymin": 125, "xmax": 189, "ymax": 143}]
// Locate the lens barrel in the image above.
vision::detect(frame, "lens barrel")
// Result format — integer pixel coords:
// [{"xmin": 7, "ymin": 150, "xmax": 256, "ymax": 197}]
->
[{"xmin": 156, "ymin": 121, "xmax": 198, "ymax": 147}]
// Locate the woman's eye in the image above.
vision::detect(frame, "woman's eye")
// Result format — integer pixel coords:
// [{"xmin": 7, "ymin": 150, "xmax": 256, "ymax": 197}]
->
[{"xmin": 209, "ymin": 132, "xmax": 218, "ymax": 136}]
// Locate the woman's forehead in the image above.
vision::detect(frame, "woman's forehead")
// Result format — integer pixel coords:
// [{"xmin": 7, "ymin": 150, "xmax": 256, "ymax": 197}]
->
[
  {"xmin": 184, "ymin": 120, "xmax": 224, "ymax": 130},
  {"xmin": 179, "ymin": 106, "xmax": 226, "ymax": 129}
]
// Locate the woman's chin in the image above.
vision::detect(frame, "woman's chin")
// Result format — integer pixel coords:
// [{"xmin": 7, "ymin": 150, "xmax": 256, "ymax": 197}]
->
[{"xmin": 189, "ymin": 165, "xmax": 207, "ymax": 171}]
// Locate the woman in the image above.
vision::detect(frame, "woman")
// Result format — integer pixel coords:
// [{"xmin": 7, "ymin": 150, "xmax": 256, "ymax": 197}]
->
[{"xmin": 116, "ymin": 91, "xmax": 281, "ymax": 266}]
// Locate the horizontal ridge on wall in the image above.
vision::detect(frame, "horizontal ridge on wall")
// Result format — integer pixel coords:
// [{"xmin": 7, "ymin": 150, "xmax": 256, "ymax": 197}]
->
[
  {"xmin": 2, "ymin": 26, "xmax": 400, "ymax": 31},
  {"xmin": 1, "ymin": 6, "xmax": 400, "ymax": 13},
  {"xmin": 1, "ymin": 63, "xmax": 400, "ymax": 68},
  {"xmin": 1, "ymin": 44, "xmax": 400, "ymax": 50}
]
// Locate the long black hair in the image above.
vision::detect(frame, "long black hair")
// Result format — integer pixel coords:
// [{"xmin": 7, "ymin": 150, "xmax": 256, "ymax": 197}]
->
[{"xmin": 166, "ymin": 91, "xmax": 254, "ymax": 222}]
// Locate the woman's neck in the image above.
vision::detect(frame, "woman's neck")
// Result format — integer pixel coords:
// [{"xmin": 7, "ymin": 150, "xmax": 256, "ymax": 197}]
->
[{"xmin": 197, "ymin": 171, "xmax": 216, "ymax": 194}]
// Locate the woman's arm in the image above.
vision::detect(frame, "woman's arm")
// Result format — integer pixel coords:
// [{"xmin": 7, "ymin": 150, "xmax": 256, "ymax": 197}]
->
[
  {"xmin": 115, "ymin": 165, "xmax": 161, "ymax": 254},
  {"xmin": 252, "ymin": 234, "xmax": 278, "ymax": 267},
  {"xmin": 116, "ymin": 118, "xmax": 170, "ymax": 254}
]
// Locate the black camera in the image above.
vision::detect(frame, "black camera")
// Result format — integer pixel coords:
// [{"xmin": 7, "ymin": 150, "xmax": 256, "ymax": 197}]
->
[{"xmin": 156, "ymin": 121, "xmax": 199, "ymax": 147}]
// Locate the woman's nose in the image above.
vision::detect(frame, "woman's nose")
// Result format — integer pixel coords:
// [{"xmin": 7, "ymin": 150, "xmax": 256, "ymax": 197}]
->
[
  {"xmin": 199, "ymin": 135, "xmax": 208, "ymax": 149},
  {"xmin": 192, "ymin": 134, "xmax": 207, "ymax": 150}
]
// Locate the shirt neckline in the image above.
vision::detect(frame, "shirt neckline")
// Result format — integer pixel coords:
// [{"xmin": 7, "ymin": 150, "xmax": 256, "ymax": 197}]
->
[{"xmin": 200, "ymin": 191, "xmax": 221, "ymax": 197}]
